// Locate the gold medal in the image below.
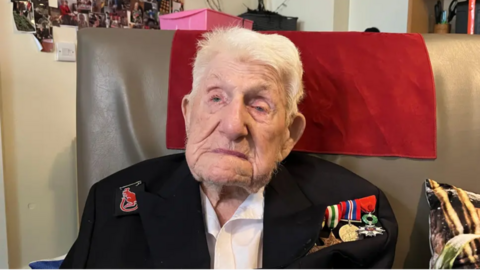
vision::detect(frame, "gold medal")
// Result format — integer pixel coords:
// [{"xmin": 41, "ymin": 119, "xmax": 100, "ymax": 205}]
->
[
  {"xmin": 339, "ymin": 223, "xmax": 359, "ymax": 242},
  {"xmin": 322, "ymin": 219, "xmax": 325, "ymax": 228}
]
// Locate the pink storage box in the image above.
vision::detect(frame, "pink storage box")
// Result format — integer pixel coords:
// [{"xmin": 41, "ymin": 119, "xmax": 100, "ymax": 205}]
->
[{"xmin": 159, "ymin": 8, "xmax": 253, "ymax": 30}]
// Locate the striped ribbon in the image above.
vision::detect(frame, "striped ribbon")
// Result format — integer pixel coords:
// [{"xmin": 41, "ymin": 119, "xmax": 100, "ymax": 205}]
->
[
  {"xmin": 324, "ymin": 204, "xmax": 343, "ymax": 230},
  {"xmin": 340, "ymin": 199, "xmax": 361, "ymax": 221}
]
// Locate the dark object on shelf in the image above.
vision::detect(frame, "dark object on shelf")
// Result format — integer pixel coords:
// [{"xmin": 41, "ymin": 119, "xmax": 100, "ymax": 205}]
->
[
  {"xmin": 238, "ymin": 0, "xmax": 297, "ymax": 31},
  {"xmin": 448, "ymin": 0, "xmax": 458, "ymax": 23},
  {"xmin": 365, "ymin": 27, "xmax": 380, "ymax": 32},
  {"xmin": 434, "ymin": 0, "xmax": 443, "ymax": 24},
  {"xmin": 455, "ymin": 0, "xmax": 480, "ymax": 34}
]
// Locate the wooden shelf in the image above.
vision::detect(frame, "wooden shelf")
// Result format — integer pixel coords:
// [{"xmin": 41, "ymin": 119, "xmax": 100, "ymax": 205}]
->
[{"xmin": 408, "ymin": 0, "xmax": 440, "ymax": 33}]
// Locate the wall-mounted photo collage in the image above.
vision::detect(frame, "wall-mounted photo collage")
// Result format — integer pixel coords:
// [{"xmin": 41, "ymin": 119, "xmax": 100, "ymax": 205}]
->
[{"xmin": 11, "ymin": 0, "xmax": 184, "ymax": 52}]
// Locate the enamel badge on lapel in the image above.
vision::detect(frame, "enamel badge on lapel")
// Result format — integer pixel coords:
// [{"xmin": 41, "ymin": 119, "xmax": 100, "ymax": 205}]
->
[{"xmin": 115, "ymin": 181, "xmax": 145, "ymax": 217}]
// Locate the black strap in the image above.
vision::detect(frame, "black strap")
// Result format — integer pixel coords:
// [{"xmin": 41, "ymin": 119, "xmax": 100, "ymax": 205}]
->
[
  {"xmin": 448, "ymin": 0, "xmax": 458, "ymax": 23},
  {"xmin": 258, "ymin": 0, "xmax": 265, "ymax": 11}
]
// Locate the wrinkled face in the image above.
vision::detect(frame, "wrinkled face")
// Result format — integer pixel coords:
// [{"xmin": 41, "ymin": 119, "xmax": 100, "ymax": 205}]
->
[{"xmin": 182, "ymin": 53, "xmax": 298, "ymax": 193}]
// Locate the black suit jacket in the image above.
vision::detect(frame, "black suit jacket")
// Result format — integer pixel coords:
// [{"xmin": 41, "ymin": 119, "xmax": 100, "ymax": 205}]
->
[{"xmin": 61, "ymin": 152, "xmax": 398, "ymax": 269}]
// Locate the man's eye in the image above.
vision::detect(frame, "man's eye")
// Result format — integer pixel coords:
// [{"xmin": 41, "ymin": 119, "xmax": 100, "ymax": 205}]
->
[
  {"xmin": 211, "ymin": 96, "xmax": 221, "ymax": 102},
  {"xmin": 254, "ymin": 106, "xmax": 267, "ymax": 112}
]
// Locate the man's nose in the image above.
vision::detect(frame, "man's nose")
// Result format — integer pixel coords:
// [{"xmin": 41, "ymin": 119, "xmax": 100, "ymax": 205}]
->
[{"xmin": 219, "ymin": 97, "xmax": 249, "ymax": 140}]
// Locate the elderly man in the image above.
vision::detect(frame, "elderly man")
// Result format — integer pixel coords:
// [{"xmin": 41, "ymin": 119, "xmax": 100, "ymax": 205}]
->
[{"xmin": 61, "ymin": 28, "xmax": 397, "ymax": 269}]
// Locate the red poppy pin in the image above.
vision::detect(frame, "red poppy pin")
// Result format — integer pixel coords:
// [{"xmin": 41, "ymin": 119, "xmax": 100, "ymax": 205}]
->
[{"xmin": 114, "ymin": 181, "xmax": 144, "ymax": 217}]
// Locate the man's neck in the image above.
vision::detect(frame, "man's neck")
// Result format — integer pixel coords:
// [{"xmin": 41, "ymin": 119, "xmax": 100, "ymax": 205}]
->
[{"xmin": 201, "ymin": 183, "xmax": 250, "ymax": 226}]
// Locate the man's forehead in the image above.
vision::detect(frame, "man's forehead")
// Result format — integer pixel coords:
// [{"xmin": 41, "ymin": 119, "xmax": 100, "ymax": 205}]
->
[
  {"xmin": 204, "ymin": 62, "xmax": 280, "ymax": 85},
  {"xmin": 204, "ymin": 70, "xmax": 277, "ymax": 90}
]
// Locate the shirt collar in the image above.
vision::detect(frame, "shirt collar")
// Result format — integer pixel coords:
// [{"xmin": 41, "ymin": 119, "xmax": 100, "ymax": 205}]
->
[{"xmin": 200, "ymin": 186, "xmax": 265, "ymax": 236}]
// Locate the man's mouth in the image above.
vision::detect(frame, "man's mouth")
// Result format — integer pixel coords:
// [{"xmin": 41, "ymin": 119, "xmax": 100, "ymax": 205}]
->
[{"xmin": 211, "ymin": 149, "xmax": 248, "ymax": 160}]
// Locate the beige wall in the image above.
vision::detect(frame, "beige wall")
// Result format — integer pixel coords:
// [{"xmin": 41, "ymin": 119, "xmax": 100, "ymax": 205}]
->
[
  {"xmin": 268, "ymin": 0, "xmax": 335, "ymax": 31},
  {"xmin": 349, "ymin": 0, "xmax": 409, "ymax": 32},
  {"xmin": 0, "ymin": 1, "xmax": 78, "ymax": 268},
  {"xmin": 333, "ymin": 0, "xmax": 351, "ymax": 31},
  {"xmin": 0, "ymin": 115, "xmax": 9, "ymax": 268},
  {"xmin": 184, "ymin": 0, "xmax": 257, "ymax": 15}
]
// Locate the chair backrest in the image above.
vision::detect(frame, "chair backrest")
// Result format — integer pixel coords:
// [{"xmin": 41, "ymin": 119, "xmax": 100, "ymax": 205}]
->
[{"xmin": 77, "ymin": 28, "xmax": 480, "ymax": 268}]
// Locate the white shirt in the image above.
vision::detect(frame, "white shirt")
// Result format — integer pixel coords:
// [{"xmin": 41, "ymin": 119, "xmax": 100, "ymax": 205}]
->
[{"xmin": 200, "ymin": 187, "xmax": 265, "ymax": 269}]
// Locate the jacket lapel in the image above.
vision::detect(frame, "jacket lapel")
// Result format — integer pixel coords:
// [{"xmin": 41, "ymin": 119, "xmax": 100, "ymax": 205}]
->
[
  {"xmin": 262, "ymin": 164, "xmax": 326, "ymax": 269},
  {"xmin": 135, "ymin": 157, "xmax": 326, "ymax": 269},
  {"xmin": 135, "ymin": 161, "xmax": 210, "ymax": 269}
]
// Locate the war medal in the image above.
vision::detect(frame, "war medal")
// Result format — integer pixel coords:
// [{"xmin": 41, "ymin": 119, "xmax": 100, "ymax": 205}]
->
[
  {"xmin": 340, "ymin": 199, "xmax": 361, "ymax": 223},
  {"xmin": 357, "ymin": 195, "xmax": 385, "ymax": 237},
  {"xmin": 338, "ymin": 199, "xmax": 361, "ymax": 242},
  {"xmin": 309, "ymin": 204, "xmax": 342, "ymax": 254},
  {"xmin": 357, "ymin": 212, "xmax": 385, "ymax": 237},
  {"xmin": 339, "ymin": 221, "xmax": 360, "ymax": 242},
  {"xmin": 321, "ymin": 204, "xmax": 343, "ymax": 247}
]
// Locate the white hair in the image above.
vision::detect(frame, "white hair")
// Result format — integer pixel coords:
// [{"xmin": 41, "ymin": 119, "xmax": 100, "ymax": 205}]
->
[{"xmin": 186, "ymin": 27, "xmax": 304, "ymax": 121}]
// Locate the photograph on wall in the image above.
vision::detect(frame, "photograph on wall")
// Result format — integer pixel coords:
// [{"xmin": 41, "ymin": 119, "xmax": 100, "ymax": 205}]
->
[
  {"xmin": 158, "ymin": 0, "xmax": 170, "ymax": 15},
  {"xmin": 109, "ymin": 11, "xmax": 128, "ymax": 28},
  {"xmin": 129, "ymin": 0, "xmax": 143, "ymax": 28},
  {"xmin": 34, "ymin": 27, "xmax": 54, "ymax": 52},
  {"xmin": 58, "ymin": 0, "xmax": 78, "ymax": 27},
  {"xmin": 31, "ymin": 0, "xmax": 53, "ymax": 52},
  {"xmin": 171, "ymin": 0, "xmax": 182, "ymax": 13},
  {"xmin": 32, "ymin": 0, "xmax": 49, "ymax": 25},
  {"xmin": 12, "ymin": 0, "xmax": 36, "ymax": 32},
  {"xmin": 142, "ymin": 0, "xmax": 159, "ymax": 29},
  {"xmin": 77, "ymin": 0, "xmax": 92, "ymax": 13},
  {"xmin": 77, "ymin": 12, "xmax": 89, "ymax": 28},
  {"xmin": 105, "ymin": 0, "xmax": 128, "ymax": 28},
  {"xmin": 91, "ymin": 0, "xmax": 105, "ymax": 13},
  {"xmin": 89, "ymin": 12, "xmax": 106, "ymax": 27},
  {"xmin": 49, "ymin": 7, "xmax": 62, "ymax": 27}
]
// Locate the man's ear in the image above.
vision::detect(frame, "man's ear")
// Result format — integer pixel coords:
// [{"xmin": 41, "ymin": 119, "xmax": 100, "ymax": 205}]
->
[
  {"xmin": 181, "ymin": 95, "xmax": 190, "ymax": 131},
  {"xmin": 280, "ymin": 112, "xmax": 306, "ymax": 160}
]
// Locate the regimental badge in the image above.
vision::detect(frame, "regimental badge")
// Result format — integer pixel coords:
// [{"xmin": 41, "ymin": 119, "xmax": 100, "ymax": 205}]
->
[
  {"xmin": 114, "ymin": 181, "xmax": 144, "ymax": 217},
  {"xmin": 120, "ymin": 187, "xmax": 138, "ymax": 212}
]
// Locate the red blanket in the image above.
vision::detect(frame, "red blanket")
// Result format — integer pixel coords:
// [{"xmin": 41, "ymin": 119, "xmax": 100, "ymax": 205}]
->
[{"xmin": 166, "ymin": 31, "xmax": 436, "ymax": 159}]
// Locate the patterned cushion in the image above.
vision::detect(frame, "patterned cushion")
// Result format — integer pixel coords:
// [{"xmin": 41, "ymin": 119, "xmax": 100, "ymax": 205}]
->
[{"xmin": 425, "ymin": 179, "xmax": 480, "ymax": 269}]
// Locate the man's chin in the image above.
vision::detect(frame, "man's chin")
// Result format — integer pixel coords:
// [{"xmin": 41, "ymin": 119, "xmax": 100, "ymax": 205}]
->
[
  {"xmin": 187, "ymin": 156, "xmax": 274, "ymax": 193},
  {"xmin": 199, "ymin": 169, "xmax": 271, "ymax": 194},
  {"xmin": 202, "ymin": 168, "xmax": 252, "ymax": 186}
]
